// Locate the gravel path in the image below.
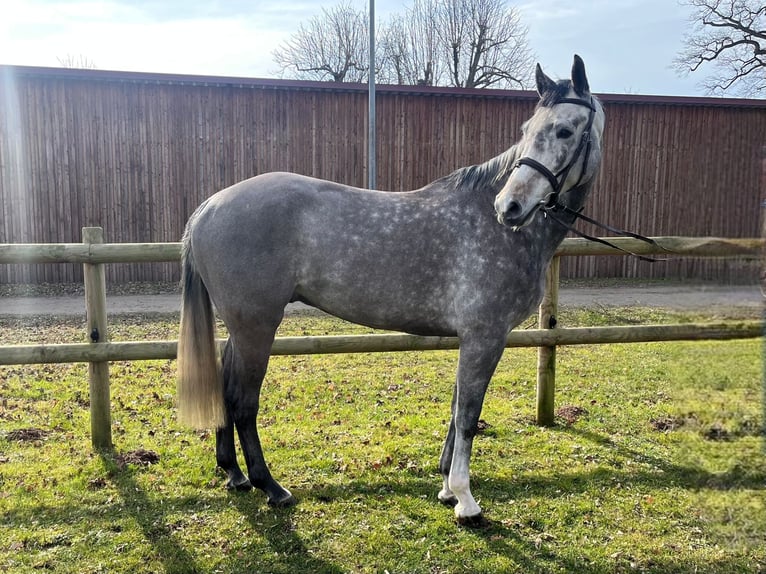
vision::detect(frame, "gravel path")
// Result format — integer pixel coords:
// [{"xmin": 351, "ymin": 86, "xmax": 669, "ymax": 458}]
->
[{"xmin": 0, "ymin": 282, "xmax": 761, "ymax": 318}]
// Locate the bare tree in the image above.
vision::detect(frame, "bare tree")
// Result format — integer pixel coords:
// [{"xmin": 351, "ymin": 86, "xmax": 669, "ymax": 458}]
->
[
  {"xmin": 273, "ymin": 0, "xmax": 534, "ymax": 89},
  {"xmin": 272, "ymin": 2, "xmax": 369, "ymax": 82},
  {"xmin": 675, "ymin": 0, "xmax": 765, "ymax": 97},
  {"xmin": 379, "ymin": 0, "xmax": 442, "ymax": 86},
  {"xmin": 436, "ymin": 0, "xmax": 533, "ymax": 89}
]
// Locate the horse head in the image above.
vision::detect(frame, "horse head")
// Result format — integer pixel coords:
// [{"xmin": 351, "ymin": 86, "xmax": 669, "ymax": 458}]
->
[{"xmin": 494, "ymin": 55, "xmax": 605, "ymax": 229}]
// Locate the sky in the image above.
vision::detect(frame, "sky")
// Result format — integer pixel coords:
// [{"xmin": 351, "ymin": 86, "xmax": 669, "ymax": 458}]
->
[{"xmin": 0, "ymin": 0, "xmax": 707, "ymax": 97}]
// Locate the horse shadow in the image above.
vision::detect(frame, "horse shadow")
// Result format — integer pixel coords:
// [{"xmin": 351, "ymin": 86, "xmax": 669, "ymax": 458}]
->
[
  {"xmin": 226, "ymin": 490, "xmax": 345, "ymax": 574},
  {"xmin": 98, "ymin": 451, "xmax": 342, "ymax": 574}
]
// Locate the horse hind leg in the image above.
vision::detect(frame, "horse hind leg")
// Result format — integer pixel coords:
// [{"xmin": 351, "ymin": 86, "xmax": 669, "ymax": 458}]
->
[
  {"xmin": 216, "ymin": 339, "xmax": 252, "ymax": 491},
  {"xmin": 228, "ymin": 330, "xmax": 296, "ymax": 507},
  {"xmin": 216, "ymin": 420, "xmax": 252, "ymax": 491}
]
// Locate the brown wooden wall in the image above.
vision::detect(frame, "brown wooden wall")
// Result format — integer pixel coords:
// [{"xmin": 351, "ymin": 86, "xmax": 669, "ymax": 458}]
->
[{"xmin": 1, "ymin": 66, "xmax": 764, "ymax": 284}]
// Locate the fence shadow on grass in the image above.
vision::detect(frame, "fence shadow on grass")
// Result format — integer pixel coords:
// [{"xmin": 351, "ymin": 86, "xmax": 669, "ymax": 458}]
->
[
  {"xmin": 549, "ymin": 424, "xmax": 766, "ymax": 491},
  {"xmin": 98, "ymin": 451, "xmax": 203, "ymax": 574},
  {"xmin": 465, "ymin": 520, "xmax": 759, "ymax": 574}
]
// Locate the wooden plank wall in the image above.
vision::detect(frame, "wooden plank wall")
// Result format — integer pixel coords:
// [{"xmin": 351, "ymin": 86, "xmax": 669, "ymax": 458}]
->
[
  {"xmin": 1, "ymin": 67, "xmax": 763, "ymax": 284},
  {"xmin": 567, "ymin": 102, "xmax": 765, "ymax": 282}
]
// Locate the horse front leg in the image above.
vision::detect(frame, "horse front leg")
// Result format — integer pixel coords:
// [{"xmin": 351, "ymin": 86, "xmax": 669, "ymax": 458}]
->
[
  {"xmin": 440, "ymin": 335, "xmax": 506, "ymax": 525},
  {"xmin": 438, "ymin": 385, "xmax": 458, "ymax": 507}
]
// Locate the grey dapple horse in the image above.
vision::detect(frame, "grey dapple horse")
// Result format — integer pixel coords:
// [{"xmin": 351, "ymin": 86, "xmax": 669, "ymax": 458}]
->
[{"xmin": 177, "ymin": 55, "xmax": 605, "ymax": 525}]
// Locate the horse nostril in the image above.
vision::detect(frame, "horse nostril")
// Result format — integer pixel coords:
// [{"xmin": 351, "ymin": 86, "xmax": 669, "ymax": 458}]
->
[{"xmin": 504, "ymin": 200, "xmax": 523, "ymax": 223}]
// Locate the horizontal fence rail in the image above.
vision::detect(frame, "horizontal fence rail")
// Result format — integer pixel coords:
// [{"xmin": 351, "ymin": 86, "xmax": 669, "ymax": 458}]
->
[
  {"xmin": 0, "ymin": 242, "xmax": 182, "ymax": 264},
  {"xmin": 0, "ymin": 236, "xmax": 762, "ymax": 264},
  {"xmin": 1, "ymin": 229, "xmax": 763, "ymax": 448},
  {"xmin": 0, "ymin": 322, "xmax": 761, "ymax": 366}
]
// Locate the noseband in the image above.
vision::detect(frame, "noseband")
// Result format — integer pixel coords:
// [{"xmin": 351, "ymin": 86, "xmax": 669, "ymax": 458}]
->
[{"xmin": 511, "ymin": 97, "xmax": 597, "ymax": 207}]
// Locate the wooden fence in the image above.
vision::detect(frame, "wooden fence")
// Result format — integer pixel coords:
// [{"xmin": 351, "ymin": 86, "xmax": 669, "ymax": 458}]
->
[
  {"xmin": 0, "ymin": 228, "xmax": 762, "ymax": 449},
  {"xmin": 2, "ymin": 66, "xmax": 765, "ymax": 283}
]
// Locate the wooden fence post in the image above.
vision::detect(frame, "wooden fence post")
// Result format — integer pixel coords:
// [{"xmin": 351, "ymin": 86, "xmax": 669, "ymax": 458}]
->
[
  {"xmin": 82, "ymin": 227, "xmax": 112, "ymax": 450},
  {"xmin": 536, "ymin": 257, "xmax": 560, "ymax": 426}
]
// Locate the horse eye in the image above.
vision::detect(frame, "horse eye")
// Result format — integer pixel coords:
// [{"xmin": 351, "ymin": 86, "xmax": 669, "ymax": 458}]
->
[{"xmin": 556, "ymin": 127, "xmax": 574, "ymax": 139}]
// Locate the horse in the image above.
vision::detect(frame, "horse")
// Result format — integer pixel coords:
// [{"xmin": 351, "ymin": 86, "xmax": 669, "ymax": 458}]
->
[{"xmin": 177, "ymin": 55, "xmax": 605, "ymax": 526}]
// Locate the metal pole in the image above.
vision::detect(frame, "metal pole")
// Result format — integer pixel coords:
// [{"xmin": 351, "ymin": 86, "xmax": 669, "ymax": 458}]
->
[{"xmin": 368, "ymin": 0, "xmax": 376, "ymax": 190}]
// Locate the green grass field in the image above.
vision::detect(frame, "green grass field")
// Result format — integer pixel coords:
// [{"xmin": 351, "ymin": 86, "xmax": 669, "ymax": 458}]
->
[{"xmin": 0, "ymin": 308, "xmax": 763, "ymax": 573}]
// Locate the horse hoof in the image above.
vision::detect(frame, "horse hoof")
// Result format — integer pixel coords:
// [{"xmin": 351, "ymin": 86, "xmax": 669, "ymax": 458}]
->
[
  {"xmin": 267, "ymin": 492, "xmax": 298, "ymax": 508},
  {"xmin": 456, "ymin": 513, "xmax": 491, "ymax": 529},
  {"xmin": 438, "ymin": 494, "xmax": 458, "ymax": 508},
  {"xmin": 226, "ymin": 477, "xmax": 253, "ymax": 492}
]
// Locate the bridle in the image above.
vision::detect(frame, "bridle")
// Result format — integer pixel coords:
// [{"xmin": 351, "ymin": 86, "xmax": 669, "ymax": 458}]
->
[
  {"xmin": 509, "ymin": 95, "xmax": 668, "ymax": 262},
  {"xmin": 510, "ymin": 96, "xmax": 597, "ymax": 209}
]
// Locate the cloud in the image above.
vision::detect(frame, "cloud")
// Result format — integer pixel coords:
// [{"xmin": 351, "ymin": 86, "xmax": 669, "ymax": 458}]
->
[
  {"xmin": 517, "ymin": 0, "xmax": 578, "ymax": 22},
  {"xmin": 0, "ymin": 0, "xmax": 303, "ymax": 75}
]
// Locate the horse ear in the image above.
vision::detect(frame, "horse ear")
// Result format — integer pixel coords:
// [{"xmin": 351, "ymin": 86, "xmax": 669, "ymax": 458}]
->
[
  {"xmin": 535, "ymin": 63, "xmax": 557, "ymax": 97},
  {"xmin": 571, "ymin": 54, "xmax": 590, "ymax": 97}
]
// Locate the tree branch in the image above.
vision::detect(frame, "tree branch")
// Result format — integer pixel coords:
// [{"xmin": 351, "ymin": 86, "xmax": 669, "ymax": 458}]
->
[{"xmin": 676, "ymin": 0, "xmax": 765, "ymax": 96}]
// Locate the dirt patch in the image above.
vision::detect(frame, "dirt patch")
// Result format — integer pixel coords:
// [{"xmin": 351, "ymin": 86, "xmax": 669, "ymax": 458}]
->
[
  {"xmin": 556, "ymin": 405, "xmax": 588, "ymax": 425},
  {"xmin": 0, "ymin": 281, "xmax": 179, "ymax": 298},
  {"xmin": 116, "ymin": 448, "xmax": 160, "ymax": 469},
  {"xmin": 87, "ymin": 477, "xmax": 109, "ymax": 490},
  {"xmin": 650, "ymin": 415, "xmax": 760, "ymax": 440},
  {"xmin": 650, "ymin": 416, "xmax": 684, "ymax": 432},
  {"xmin": 650, "ymin": 413, "xmax": 702, "ymax": 432},
  {"xmin": 6, "ymin": 428, "xmax": 50, "ymax": 442},
  {"xmin": 703, "ymin": 422, "xmax": 730, "ymax": 441},
  {"xmin": 476, "ymin": 419, "xmax": 492, "ymax": 433},
  {"xmin": 734, "ymin": 418, "xmax": 763, "ymax": 438}
]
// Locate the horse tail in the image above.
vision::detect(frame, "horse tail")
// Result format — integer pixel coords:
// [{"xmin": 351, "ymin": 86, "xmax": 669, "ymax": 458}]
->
[{"xmin": 177, "ymin": 226, "xmax": 225, "ymax": 429}]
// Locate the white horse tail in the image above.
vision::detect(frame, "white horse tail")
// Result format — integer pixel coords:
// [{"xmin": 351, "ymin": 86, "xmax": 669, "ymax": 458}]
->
[{"xmin": 177, "ymin": 231, "xmax": 225, "ymax": 429}]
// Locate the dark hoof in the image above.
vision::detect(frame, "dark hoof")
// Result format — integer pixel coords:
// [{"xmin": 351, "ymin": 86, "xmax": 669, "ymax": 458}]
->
[
  {"xmin": 225, "ymin": 477, "xmax": 253, "ymax": 492},
  {"xmin": 438, "ymin": 495, "xmax": 459, "ymax": 508},
  {"xmin": 456, "ymin": 513, "xmax": 491, "ymax": 529},
  {"xmin": 267, "ymin": 492, "xmax": 298, "ymax": 508}
]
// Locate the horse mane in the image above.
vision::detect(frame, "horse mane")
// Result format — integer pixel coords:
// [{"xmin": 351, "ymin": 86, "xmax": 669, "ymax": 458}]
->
[{"xmin": 448, "ymin": 144, "xmax": 522, "ymax": 193}]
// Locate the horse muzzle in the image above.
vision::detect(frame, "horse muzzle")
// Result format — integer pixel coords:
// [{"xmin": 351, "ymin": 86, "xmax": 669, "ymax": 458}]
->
[{"xmin": 495, "ymin": 196, "xmax": 545, "ymax": 229}]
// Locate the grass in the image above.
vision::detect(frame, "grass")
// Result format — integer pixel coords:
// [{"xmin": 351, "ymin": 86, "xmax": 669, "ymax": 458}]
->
[{"xmin": 0, "ymin": 306, "xmax": 764, "ymax": 573}]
